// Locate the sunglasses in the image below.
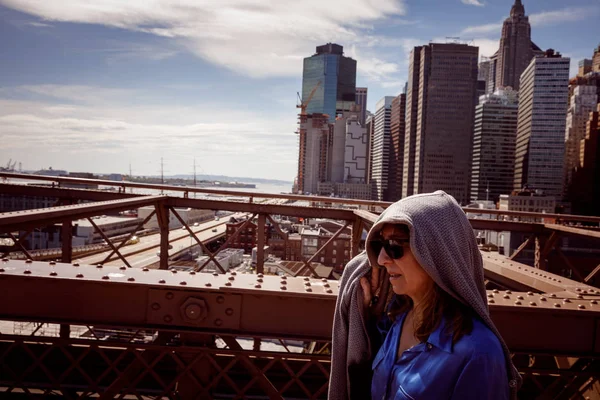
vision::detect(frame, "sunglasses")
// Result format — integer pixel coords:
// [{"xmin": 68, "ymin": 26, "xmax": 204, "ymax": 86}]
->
[{"xmin": 371, "ymin": 239, "xmax": 409, "ymax": 260}]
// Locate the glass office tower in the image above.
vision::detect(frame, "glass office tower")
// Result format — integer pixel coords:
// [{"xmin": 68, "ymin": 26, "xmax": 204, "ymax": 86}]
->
[{"xmin": 302, "ymin": 43, "xmax": 357, "ymax": 123}]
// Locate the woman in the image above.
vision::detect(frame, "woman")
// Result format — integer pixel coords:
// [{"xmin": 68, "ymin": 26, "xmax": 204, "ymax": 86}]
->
[{"xmin": 329, "ymin": 191, "xmax": 520, "ymax": 399}]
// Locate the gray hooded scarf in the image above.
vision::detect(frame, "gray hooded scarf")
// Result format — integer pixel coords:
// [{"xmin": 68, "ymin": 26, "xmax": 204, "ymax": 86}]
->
[{"xmin": 329, "ymin": 191, "xmax": 521, "ymax": 399}]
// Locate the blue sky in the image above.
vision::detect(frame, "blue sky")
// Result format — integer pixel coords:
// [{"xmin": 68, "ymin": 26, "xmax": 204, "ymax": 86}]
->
[{"xmin": 0, "ymin": 0, "xmax": 598, "ymax": 181}]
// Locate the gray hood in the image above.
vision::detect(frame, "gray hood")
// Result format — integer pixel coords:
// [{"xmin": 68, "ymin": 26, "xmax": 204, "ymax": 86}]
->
[{"xmin": 365, "ymin": 190, "xmax": 521, "ymax": 392}]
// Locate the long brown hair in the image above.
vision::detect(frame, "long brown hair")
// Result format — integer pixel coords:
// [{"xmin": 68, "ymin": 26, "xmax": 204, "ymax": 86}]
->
[{"xmin": 388, "ymin": 284, "xmax": 474, "ymax": 344}]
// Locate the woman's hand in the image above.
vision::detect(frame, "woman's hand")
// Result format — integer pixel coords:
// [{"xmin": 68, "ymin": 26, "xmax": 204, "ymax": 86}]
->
[{"xmin": 360, "ymin": 266, "xmax": 389, "ymax": 319}]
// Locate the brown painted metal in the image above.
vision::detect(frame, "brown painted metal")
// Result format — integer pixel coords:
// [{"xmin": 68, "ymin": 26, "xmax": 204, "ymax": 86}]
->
[
  {"xmin": 0, "ymin": 260, "xmax": 599, "ymax": 357},
  {"xmin": 7, "ymin": 231, "xmax": 34, "ymax": 260},
  {"xmin": 0, "ymin": 172, "xmax": 391, "ymax": 208},
  {"xmin": 0, "ymin": 195, "xmax": 166, "ymax": 233},
  {"xmin": 510, "ymin": 234, "xmax": 535, "ymax": 260},
  {"xmin": 156, "ymin": 203, "xmax": 170, "ymax": 270},
  {"xmin": 545, "ymin": 223, "xmax": 600, "ymax": 240},
  {"xmin": 295, "ymin": 221, "xmax": 351, "ymax": 278},
  {"xmin": 256, "ymin": 214, "xmax": 266, "ymax": 274},
  {"xmin": 169, "ymin": 207, "xmax": 226, "ymax": 273},
  {"xmin": 197, "ymin": 213, "xmax": 257, "ymax": 272},
  {"xmin": 101, "ymin": 209, "xmax": 156, "ymax": 265},
  {"xmin": 86, "ymin": 217, "xmax": 132, "ymax": 269},
  {"xmin": 61, "ymin": 221, "xmax": 72, "ymax": 264},
  {"xmin": 463, "ymin": 207, "xmax": 600, "ymax": 224},
  {"xmin": 0, "ymin": 182, "xmax": 142, "ymax": 202},
  {"xmin": 586, "ymin": 264, "xmax": 600, "ymax": 283}
]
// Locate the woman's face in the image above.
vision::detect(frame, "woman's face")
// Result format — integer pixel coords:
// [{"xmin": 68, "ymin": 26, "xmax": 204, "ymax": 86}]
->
[{"xmin": 375, "ymin": 224, "xmax": 434, "ymax": 304}]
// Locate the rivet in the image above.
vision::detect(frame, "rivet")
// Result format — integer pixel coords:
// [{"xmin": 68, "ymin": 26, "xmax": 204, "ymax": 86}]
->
[
  {"xmin": 517, "ymin": 266, "xmax": 521, "ymax": 269},
  {"xmin": 151, "ymin": 303, "xmax": 161, "ymax": 310},
  {"xmin": 304, "ymin": 277, "xmax": 310, "ymax": 281},
  {"xmin": 159, "ymin": 279, "xmax": 166, "ymax": 284},
  {"xmin": 321, "ymin": 278, "xmax": 328, "ymax": 282},
  {"xmin": 217, "ymin": 296, "xmax": 225, "ymax": 304},
  {"xmin": 530, "ymin": 302, "xmax": 537, "ymax": 306},
  {"xmin": 190, "ymin": 271, "xmax": 196, "ymax": 275},
  {"xmin": 49, "ymin": 261, "xmax": 56, "ymax": 265},
  {"xmin": 326, "ymin": 289, "xmax": 333, "ymax": 294},
  {"xmin": 228, "ymin": 276, "xmax": 235, "ymax": 281},
  {"xmin": 505, "ymin": 290, "xmax": 512, "ymax": 294},
  {"xmin": 257, "ymin": 278, "xmax": 263, "ymax": 283},
  {"xmin": 591, "ymin": 300, "xmax": 598, "ymax": 305},
  {"xmin": 24, "ymin": 270, "xmax": 31, "ymax": 274},
  {"xmin": 128, "ymin": 277, "xmax": 135, "ymax": 282},
  {"xmin": 488, "ymin": 299, "xmax": 495, "ymax": 303},
  {"xmin": 225, "ymin": 308, "xmax": 234, "ymax": 316},
  {"xmin": 563, "ymin": 298, "xmax": 571, "ymax": 303},
  {"xmin": 214, "ymin": 319, "xmax": 223, "ymax": 326},
  {"xmin": 164, "ymin": 315, "xmax": 173, "ymax": 323},
  {"xmin": 487, "ymin": 293, "xmax": 494, "ymax": 298},
  {"xmin": 557, "ymin": 280, "xmax": 562, "ymax": 283},
  {"xmin": 589, "ymin": 289, "xmax": 596, "ymax": 294},
  {"xmin": 76, "ymin": 273, "xmax": 84, "ymax": 278},
  {"xmin": 492, "ymin": 289, "xmax": 499, "ymax": 293},
  {"xmin": 1, "ymin": 258, "xmax": 8, "ymax": 262},
  {"xmin": 230, "ymin": 271, "xmax": 237, "ymax": 276},
  {"xmin": 280, "ymin": 281, "xmax": 287, "ymax": 285},
  {"xmin": 554, "ymin": 303, "xmax": 561, "ymax": 308},
  {"xmin": 225, "ymin": 282, "xmax": 232, "ymax": 286},
  {"xmin": 305, "ymin": 282, "xmax": 311, "ymax": 287},
  {"xmin": 577, "ymin": 294, "xmax": 583, "ymax": 299},
  {"xmin": 50, "ymin": 271, "xmax": 57, "ymax": 276},
  {"xmin": 205, "ymin": 282, "xmax": 212, "ymax": 287},
  {"xmin": 96, "ymin": 264, "xmax": 103, "ymax": 268},
  {"xmin": 503, "ymin": 294, "xmax": 510, "ymax": 299},
  {"xmin": 257, "ymin": 273, "xmax": 263, "ymax": 278},
  {"xmin": 0, "ymin": 268, "xmax": 4, "ymax": 273},
  {"xmin": 180, "ymin": 281, "xmax": 187, "ymax": 285},
  {"xmin": 212, "ymin": 272, "xmax": 218, "ymax": 276},
  {"xmin": 540, "ymin": 297, "xmax": 547, "ymax": 301},
  {"xmin": 515, "ymin": 301, "xmax": 521, "ymax": 305},
  {"xmin": 25, "ymin": 259, "xmax": 32, "ymax": 264},
  {"xmin": 280, "ymin": 286, "xmax": 287, "ymax": 290},
  {"xmin": 324, "ymin": 283, "xmax": 330, "ymax": 288},
  {"xmin": 141, "ymin": 267, "xmax": 149, "ymax": 272},
  {"xmin": 166, "ymin": 292, "xmax": 174, "ymax": 300},
  {"xmin": 73, "ymin": 263, "xmax": 80, "ymax": 267},
  {"xmin": 550, "ymin": 294, "xmax": 557, "ymax": 298},
  {"xmin": 527, "ymin": 291, "xmax": 534, "ymax": 296},
  {"xmin": 102, "ymin": 275, "xmax": 109, "ymax": 280},
  {"xmin": 576, "ymin": 288, "xmax": 581, "ymax": 292},
  {"xmin": 305, "ymin": 288, "xmax": 312, "ymax": 292},
  {"xmin": 120, "ymin": 266, "xmax": 127, "ymax": 270},
  {"xmin": 578, "ymin": 304, "xmax": 586, "ymax": 309},
  {"xmin": 255, "ymin": 284, "xmax": 262, "ymax": 288}
]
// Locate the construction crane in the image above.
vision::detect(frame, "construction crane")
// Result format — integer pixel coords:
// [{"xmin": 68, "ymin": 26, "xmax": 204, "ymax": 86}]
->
[{"xmin": 296, "ymin": 81, "xmax": 321, "ymax": 116}]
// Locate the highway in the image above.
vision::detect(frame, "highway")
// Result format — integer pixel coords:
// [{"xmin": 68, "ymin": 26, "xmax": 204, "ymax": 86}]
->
[{"xmin": 79, "ymin": 212, "xmax": 248, "ymax": 268}]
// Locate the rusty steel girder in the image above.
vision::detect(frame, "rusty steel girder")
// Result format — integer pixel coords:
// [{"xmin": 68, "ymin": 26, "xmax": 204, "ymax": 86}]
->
[{"xmin": 0, "ymin": 259, "xmax": 599, "ymax": 357}]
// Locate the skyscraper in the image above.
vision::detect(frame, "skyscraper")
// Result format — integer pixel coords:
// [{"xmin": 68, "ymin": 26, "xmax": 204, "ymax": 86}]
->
[
  {"xmin": 470, "ymin": 89, "xmax": 519, "ymax": 202},
  {"xmin": 514, "ymin": 50, "xmax": 570, "ymax": 198},
  {"xmin": 355, "ymin": 87, "xmax": 368, "ymax": 126},
  {"xmin": 296, "ymin": 113, "xmax": 330, "ymax": 194},
  {"xmin": 564, "ymin": 85, "xmax": 597, "ymax": 196},
  {"xmin": 388, "ymin": 92, "xmax": 406, "ymax": 201},
  {"xmin": 370, "ymin": 97, "xmax": 394, "ymax": 201},
  {"xmin": 403, "ymin": 43, "xmax": 479, "ymax": 205},
  {"xmin": 488, "ymin": 0, "xmax": 544, "ymax": 92},
  {"xmin": 302, "ymin": 43, "xmax": 357, "ymax": 123}
]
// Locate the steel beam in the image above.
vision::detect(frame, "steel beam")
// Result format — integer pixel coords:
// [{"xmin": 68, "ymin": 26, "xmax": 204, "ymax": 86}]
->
[
  {"xmin": 0, "ymin": 195, "xmax": 167, "ymax": 233},
  {"xmin": 0, "ymin": 260, "xmax": 599, "ymax": 356}
]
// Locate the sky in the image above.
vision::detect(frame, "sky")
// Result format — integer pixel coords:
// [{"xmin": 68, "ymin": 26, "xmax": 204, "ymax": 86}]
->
[{"xmin": 0, "ymin": 0, "xmax": 598, "ymax": 181}]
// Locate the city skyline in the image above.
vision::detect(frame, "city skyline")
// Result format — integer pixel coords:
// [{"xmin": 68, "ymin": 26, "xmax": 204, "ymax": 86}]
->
[{"xmin": 0, "ymin": 0, "xmax": 599, "ymax": 181}]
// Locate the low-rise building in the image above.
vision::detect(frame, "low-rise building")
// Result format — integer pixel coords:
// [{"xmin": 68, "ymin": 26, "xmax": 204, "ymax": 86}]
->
[{"xmin": 138, "ymin": 207, "xmax": 214, "ymax": 230}]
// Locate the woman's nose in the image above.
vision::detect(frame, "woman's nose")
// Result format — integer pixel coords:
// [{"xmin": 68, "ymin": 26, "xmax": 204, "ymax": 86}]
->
[{"xmin": 377, "ymin": 246, "xmax": 391, "ymax": 267}]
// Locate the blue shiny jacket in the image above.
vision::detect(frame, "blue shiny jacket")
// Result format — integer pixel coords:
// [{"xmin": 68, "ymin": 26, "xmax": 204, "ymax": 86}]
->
[{"xmin": 371, "ymin": 312, "xmax": 509, "ymax": 400}]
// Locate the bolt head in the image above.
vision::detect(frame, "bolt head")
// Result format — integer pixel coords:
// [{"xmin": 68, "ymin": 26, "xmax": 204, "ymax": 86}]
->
[
  {"xmin": 225, "ymin": 308, "xmax": 234, "ymax": 316},
  {"xmin": 76, "ymin": 273, "xmax": 84, "ymax": 278},
  {"xmin": 217, "ymin": 296, "xmax": 225, "ymax": 304},
  {"xmin": 128, "ymin": 277, "xmax": 135, "ymax": 282},
  {"xmin": 488, "ymin": 299, "xmax": 495, "ymax": 303},
  {"xmin": 96, "ymin": 264, "xmax": 103, "ymax": 268},
  {"xmin": 225, "ymin": 282, "xmax": 232, "ymax": 286},
  {"xmin": 515, "ymin": 301, "xmax": 521, "ymax": 305},
  {"xmin": 554, "ymin": 303, "xmax": 561, "ymax": 308},
  {"xmin": 180, "ymin": 281, "xmax": 187, "ymax": 285},
  {"xmin": 305, "ymin": 288, "xmax": 312, "ymax": 292},
  {"xmin": 280, "ymin": 286, "xmax": 287, "ymax": 290},
  {"xmin": 578, "ymin": 304, "xmax": 586, "ymax": 309},
  {"xmin": 120, "ymin": 266, "xmax": 127, "ymax": 270},
  {"xmin": 205, "ymin": 283, "xmax": 212, "ymax": 287},
  {"xmin": 50, "ymin": 271, "xmax": 57, "ymax": 276},
  {"xmin": 73, "ymin": 263, "xmax": 80, "ymax": 267},
  {"xmin": 102, "ymin": 275, "xmax": 109, "ymax": 280},
  {"xmin": 255, "ymin": 284, "xmax": 262, "ymax": 288},
  {"xmin": 0, "ymin": 268, "xmax": 4, "ymax": 273},
  {"xmin": 49, "ymin": 261, "xmax": 56, "ymax": 265},
  {"xmin": 214, "ymin": 319, "xmax": 223, "ymax": 327},
  {"xmin": 24, "ymin": 270, "xmax": 31, "ymax": 274},
  {"xmin": 142, "ymin": 268, "xmax": 149, "ymax": 272},
  {"xmin": 1, "ymin": 258, "xmax": 8, "ymax": 262},
  {"xmin": 159, "ymin": 279, "xmax": 166, "ymax": 284},
  {"xmin": 228, "ymin": 276, "xmax": 235, "ymax": 281},
  {"xmin": 326, "ymin": 289, "xmax": 333, "ymax": 294},
  {"xmin": 257, "ymin": 278, "xmax": 263, "ymax": 283}
]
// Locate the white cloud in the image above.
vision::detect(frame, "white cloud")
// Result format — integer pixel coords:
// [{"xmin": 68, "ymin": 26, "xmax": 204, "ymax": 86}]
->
[
  {"xmin": 461, "ymin": 22, "xmax": 501, "ymax": 36},
  {"xmin": 27, "ymin": 21, "xmax": 53, "ymax": 28},
  {"xmin": 0, "ymin": 0, "xmax": 407, "ymax": 78},
  {"xmin": 529, "ymin": 6, "xmax": 600, "ymax": 27},
  {"xmin": 471, "ymin": 38, "xmax": 499, "ymax": 58},
  {"xmin": 461, "ymin": 0, "xmax": 484, "ymax": 7},
  {"xmin": 0, "ymin": 85, "xmax": 300, "ymax": 180}
]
